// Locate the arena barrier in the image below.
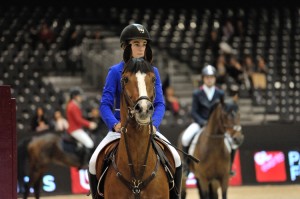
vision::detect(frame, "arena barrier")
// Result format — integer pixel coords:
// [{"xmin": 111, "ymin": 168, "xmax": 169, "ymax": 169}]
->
[
  {"xmin": 17, "ymin": 119, "xmax": 300, "ymax": 196},
  {"xmin": 0, "ymin": 85, "xmax": 17, "ymax": 199}
]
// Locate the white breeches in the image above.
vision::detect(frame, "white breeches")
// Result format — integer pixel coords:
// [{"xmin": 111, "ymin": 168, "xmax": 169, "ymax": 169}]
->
[
  {"xmin": 181, "ymin": 122, "xmax": 201, "ymax": 147},
  {"xmin": 70, "ymin": 129, "xmax": 94, "ymax": 149},
  {"xmin": 89, "ymin": 131, "xmax": 181, "ymax": 175}
]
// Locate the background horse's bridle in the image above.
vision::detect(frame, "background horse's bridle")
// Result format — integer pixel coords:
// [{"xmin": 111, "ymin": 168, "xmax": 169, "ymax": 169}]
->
[{"xmin": 206, "ymin": 105, "xmax": 242, "ymax": 139}]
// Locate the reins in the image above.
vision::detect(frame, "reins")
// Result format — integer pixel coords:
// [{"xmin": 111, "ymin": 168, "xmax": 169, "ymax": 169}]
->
[{"xmin": 110, "ymin": 81, "xmax": 160, "ymax": 199}]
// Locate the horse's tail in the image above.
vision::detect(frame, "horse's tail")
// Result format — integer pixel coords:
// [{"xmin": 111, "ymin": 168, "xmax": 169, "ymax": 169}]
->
[{"xmin": 17, "ymin": 136, "xmax": 32, "ymax": 193}]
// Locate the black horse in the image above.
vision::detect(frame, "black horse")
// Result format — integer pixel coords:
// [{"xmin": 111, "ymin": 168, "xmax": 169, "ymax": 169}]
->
[{"xmin": 17, "ymin": 130, "xmax": 104, "ymax": 199}]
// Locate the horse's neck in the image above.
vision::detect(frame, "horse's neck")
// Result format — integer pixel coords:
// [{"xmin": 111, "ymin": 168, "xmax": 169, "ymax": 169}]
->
[
  {"xmin": 119, "ymin": 124, "xmax": 152, "ymax": 156},
  {"xmin": 122, "ymin": 124, "xmax": 150, "ymax": 139},
  {"xmin": 205, "ymin": 108, "xmax": 223, "ymax": 136},
  {"xmin": 117, "ymin": 124, "xmax": 154, "ymax": 179}
]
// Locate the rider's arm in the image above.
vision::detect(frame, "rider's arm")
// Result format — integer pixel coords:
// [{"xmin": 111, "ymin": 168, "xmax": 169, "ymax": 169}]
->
[
  {"xmin": 191, "ymin": 91, "xmax": 207, "ymax": 127},
  {"xmin": 152, "ymin": 67, "xmax": 165, "ymax": 129},
  {"xmin": 100, "ymin": 66, "xmax": 120, "ymax": 131}
]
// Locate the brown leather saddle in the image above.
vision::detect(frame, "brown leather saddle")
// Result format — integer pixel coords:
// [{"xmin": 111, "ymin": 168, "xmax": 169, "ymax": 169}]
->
[{"xmin": 95, "ymin": 137, "xmax": 175, "ymax": 197}]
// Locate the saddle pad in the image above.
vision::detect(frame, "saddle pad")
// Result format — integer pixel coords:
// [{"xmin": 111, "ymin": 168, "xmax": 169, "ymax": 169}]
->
[{"xmin": 188, "ymin": 132, "xmax": 232, "ymax": 155}]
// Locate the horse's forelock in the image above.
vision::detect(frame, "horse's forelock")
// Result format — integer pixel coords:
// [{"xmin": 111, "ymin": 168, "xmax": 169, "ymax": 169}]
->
[{"xmin": 123, "ymin": 58, "xmax": 153, "ymax": 74}]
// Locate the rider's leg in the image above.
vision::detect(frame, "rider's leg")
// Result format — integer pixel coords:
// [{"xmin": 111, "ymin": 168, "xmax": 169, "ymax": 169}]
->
[
  {"xmin": 70, "ymin": 129, "xmax": 95, "ymax": 168},
  {"xmin": 88, "ymin": 170, "xmax": 99, "ymax": 199},
  {"xmin": 156, "ymin": 132, "xmax": 182, "ymax": 199},
  {"xmin": 181, "ymin": 123, "xmax": 201, "ymax": 176},
  {"xmin": 88, "ymin": 131, "xmax": 121, "ymax": 198},
  {"xmin": 170, "ymin": 164, "xmax": 183, "ymax": 199},
  {"xmin": 181, "ymin": 122, "xmax": 201, "ymax": 150}
]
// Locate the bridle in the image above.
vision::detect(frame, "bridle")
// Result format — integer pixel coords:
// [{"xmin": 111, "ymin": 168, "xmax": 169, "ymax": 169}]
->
[
  {"xmin": 206, "ymin": 105, "xmax": 242, "ymax": 139},
  {"xmin": 110, "ymin": 73, "xmax": 158, "ymax": 199},
  {"xmin": 121, "ymin": 75, "xmax": 155, "ymax": 123}
]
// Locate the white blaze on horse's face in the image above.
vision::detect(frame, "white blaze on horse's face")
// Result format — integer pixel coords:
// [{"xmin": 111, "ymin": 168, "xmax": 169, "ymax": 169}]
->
[
  {"xmin": 136, "ymin": 71, "xmax": 147, "ymax": 101},
  {"xmin": 134, "ymin": 71, "xmax": 154, "ymax": 124}
]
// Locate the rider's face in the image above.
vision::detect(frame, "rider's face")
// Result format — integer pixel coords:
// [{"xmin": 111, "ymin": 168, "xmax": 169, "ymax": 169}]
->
[
  {"xmin": 203, "ymin": 75, "xmax": 216, "ymax": 87},
  {"xmin": 130, "ymin": 39, "xmax": 147, "ymax": 58}
]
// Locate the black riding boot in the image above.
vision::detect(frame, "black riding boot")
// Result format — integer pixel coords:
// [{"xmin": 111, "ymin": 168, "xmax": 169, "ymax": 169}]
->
[
  {"xmin": 170, "ymin": 165, "xmax": 183, "ymax": 199},
  {"xmin": 182, "ymin": 146, "xmax": 190, "ymax": 176},
  {"xmin": 230, "ymin": 149, "xmax": 237, "ymax": 176},
  {"xmin": 88, "ymin": 170, "xmax": 99, "ymax": 199},
  {"xmin": 80, "ymin": 148, "xmax": 93, "ymax": 169}
]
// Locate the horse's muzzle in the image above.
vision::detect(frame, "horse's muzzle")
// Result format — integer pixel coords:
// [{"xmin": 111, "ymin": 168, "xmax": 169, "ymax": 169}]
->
[
  {"xmin": 134, "ymin": 100, "xmax": 154, "ymax": 124},
  {"xmin": 233, "ymin": 133, "xmax": 244, "ymax": 146}
]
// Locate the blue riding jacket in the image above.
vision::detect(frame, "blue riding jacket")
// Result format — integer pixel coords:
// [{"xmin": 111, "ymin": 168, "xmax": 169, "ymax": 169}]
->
[{"xmin": 100, "ymin": 61, "xmax": 165, "ymax": 131}]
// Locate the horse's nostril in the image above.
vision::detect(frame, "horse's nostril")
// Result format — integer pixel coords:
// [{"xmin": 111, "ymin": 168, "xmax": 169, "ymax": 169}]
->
[
  {"xmin": 148, "ymin": 104, "xmax": 154, "ymax": 111},
  {"xmin": 135, "ymin": 103, "xmax": 142, "ymax": 113}
]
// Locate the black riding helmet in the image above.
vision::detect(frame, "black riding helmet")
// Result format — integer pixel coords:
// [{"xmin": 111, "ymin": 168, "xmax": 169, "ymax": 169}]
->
[
  {"xmin": 120, "ymin": 23, "xmax": 151, "ymax": 47},
  {"xmin": 120, "ymin": 23, "xmax": 153, "ymax": 63}
]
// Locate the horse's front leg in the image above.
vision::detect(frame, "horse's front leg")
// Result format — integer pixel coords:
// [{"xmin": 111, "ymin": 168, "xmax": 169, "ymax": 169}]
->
[
  {"xmin": 33, "ymin": 177, "xmax": 42, "ymax": 199},
  {"xmin": 196, "ymin": 178, "xmax": 210, "ymax": 199},
  {"xmin": 220, "ymin": 177, "xmax": 229, "ymax": 199},
  {"xmin": 221, "ymin": 191, "xmax": 227, "ymax": 199},
  {"xmin": 23, "ymin": 182, "xmax": 30, "ymax": 199},
  {"xmin": 181, "ymin": 175, "xmax": 188, "ymax": 199},
  {"xmin": 31, "ymin": 165, "xmax": 46, "ymax": 199}
]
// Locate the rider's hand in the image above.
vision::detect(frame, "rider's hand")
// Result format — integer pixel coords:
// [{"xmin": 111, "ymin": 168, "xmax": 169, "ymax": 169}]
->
[
  {"xmin": 151, "ymin": 125, "xmax": 157, "ymax": 134},
  {"xmin": 89, "ymin": 122, "xmax": 97, "ymax": 130},
  {"xmin": 113, "ymin": 122, "xmax": 122, "ymax": 132}
]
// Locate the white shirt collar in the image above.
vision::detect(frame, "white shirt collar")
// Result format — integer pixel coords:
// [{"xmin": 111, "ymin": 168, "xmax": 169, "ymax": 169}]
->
[{"xmin": 203, "ymin": 85, "xmax": 215, "ymax": 101}]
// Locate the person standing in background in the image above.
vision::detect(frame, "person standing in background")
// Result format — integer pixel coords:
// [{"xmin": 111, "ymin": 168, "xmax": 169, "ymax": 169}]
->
[
  {"xmin": 31, "ymin": 106, "xmax": 50, "ymax": 133},
  {"xmin": 53, "ymin": 110, "xmax": 69, "ymax": 133}
]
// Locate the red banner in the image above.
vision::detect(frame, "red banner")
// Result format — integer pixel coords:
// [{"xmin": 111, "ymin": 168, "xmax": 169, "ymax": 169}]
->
[
  {"xmin": 70, "ymin": 167, "xmax": 90, "ymax": 194},
  {"xmin": 254, "ymin": 151, "xmax": 287, "ymax": 182}
]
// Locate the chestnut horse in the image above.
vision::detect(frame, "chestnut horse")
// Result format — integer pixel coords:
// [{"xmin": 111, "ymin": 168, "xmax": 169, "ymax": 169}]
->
[
  {"xmin": 95, "ymin": 58, "xmax": 175, "ymax": 199},
  {"xmin": 179, "ymin": 100, "xmax": 244, "ymax": 199}
]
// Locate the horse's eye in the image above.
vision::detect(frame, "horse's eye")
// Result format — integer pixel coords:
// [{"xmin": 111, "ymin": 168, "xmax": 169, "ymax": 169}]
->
[
  {"xmin": 152, "ymin": 77, "xmax": 156, "ymax": 83},
  {"xmin": 122, "ymin": 77, "xmax": 129, "ymax": 84}
]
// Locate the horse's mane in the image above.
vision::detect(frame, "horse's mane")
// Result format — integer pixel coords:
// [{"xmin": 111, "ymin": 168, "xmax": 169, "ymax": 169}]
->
[
  {"xmin": 208, "ymin": 100, "xmax": 239, "ymax": 120},
  {"xmin": 123, "ymin": 57, "xmax": 154, "ymax": 74},
  {"xmin": 224, "ymin": 102, "xmax": 239, "ymax": 113}
]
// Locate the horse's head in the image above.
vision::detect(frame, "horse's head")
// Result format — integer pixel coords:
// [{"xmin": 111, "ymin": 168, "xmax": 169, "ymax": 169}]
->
[
  {"xmin": 213, "ymin": 100, "xmax": 244, "ymax": 148},
  {"xmin": 222, "ymin": 101, "xmax": 244, "ymax": 147},
  {"xmin": 121, "ymin": 58, "xmax": 156, "ymax": 125}
]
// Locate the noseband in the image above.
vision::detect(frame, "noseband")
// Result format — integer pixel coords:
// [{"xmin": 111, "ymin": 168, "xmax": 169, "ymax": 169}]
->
[{"xmin": 121, "ymin": 76, "xmax": 155, "ymax": 124}]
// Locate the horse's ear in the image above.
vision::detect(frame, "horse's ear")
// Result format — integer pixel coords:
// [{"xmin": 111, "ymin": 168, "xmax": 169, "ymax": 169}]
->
[{"xmin": 220, "ymin": 95, "xmax": 225, "ymax": 105}]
